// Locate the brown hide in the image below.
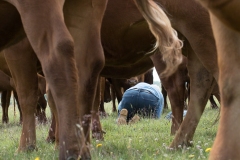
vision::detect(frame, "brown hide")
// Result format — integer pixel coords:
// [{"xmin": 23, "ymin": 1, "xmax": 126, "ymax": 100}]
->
[{"xmin": 0, "ymin": 2, "xmax": 25, "ymax": 51}]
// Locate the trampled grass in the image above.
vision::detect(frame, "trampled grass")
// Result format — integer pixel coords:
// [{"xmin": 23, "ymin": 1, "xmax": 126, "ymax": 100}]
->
[{"xmin": 0, "ymin": 100, "xmax": 219, "ymax": 160}]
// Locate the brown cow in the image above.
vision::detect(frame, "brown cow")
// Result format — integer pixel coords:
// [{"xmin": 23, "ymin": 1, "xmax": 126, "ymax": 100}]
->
[
  {"xmin": 1, "ymin": 1, "xmax": 181, "ymax": 159},
  {"xmin": 195, "ymin": 0, "xmax": 240, "ymax": 159}
]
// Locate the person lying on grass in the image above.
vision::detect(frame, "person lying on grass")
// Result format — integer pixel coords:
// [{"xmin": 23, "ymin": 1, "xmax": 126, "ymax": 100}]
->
[{"xmin": 117, "ymin": 82, "xmax": 164, "ymax": 125}]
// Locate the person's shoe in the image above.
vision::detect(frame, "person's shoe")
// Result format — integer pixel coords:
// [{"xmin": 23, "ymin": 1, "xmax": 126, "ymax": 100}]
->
[
  {"xmin": 117, "ymin": 109, "xmax": 128, "ymax": 125},
  {"xmin": 128, "ymin": 114, "xmax": 140, "ymax": 125}
]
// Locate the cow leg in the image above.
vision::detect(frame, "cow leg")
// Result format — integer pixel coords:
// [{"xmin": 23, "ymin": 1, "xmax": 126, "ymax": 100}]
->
[
  {"xmin": 13, "ymin": 91, "xmax": 22, "ymax": 124},
  {"xmin": 151, "ymin": 53, "xmax": 187, "ymax": 135},
  {"xmin": 161, "ymin": 85, "xmax": 168, "ymax": 110},
  {"xmin": 113, "ymin": 82, "xmax": 123, "ymax": 104},
  {"xmin": 167, "ymin": 81, "xmax": 186, "ymax": 135},
  {"xmin": 5, "ymin": 1, "xmax": 90, "ymax": 158},
  {"xmin": 99, "ymin": 77, "xmax": 107, "ymax": 117},
  {"xmin": 5, "ymin": 90, "xmax": 11, "ymax": 123},
  {"xmin": 161, "ymin": 75, "xmax": 186, "ymax": 135},
  {"xmin": 4, "ymin": 38, "xmax": 38, "ymax": 152},
  {"xmin": 170, "ymin": 41, "xmax": 215, "ymax": 148},
  {"xmin": 1, "ymin": 91, "xmax": 11, "ymax": 123},
  {"xmin": 111, "ymin": 84, "xmax": 117, "ymax": 112},
  {"xmin": 64, "ymin": 0, "xmax": 107, "ymax": 145},
  {"xmin": 46, "ymin": 89, "xmax": 58, "ymax": 145},
  {"xmin": 209, "ymin": 95, "xmax": 218, "ymax": 109},
  {"xmin": 92, "ymin": 78, "xmax": 105, "ymax": 140},
  {"xmin": 1, "ymin": 91, "xmax": 7, "ymax": 123},
  {"xmin": 36, "ymin": 95, "xmax": 47, "ymax": 124},
  {"xmin": 208, "ymin": 13, "xmax": 240, "ymax": 160}
]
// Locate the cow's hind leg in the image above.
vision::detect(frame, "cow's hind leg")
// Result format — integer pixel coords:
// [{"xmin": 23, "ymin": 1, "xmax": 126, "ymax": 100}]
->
[
  {"xmin": 151, "ymin": 53, "xmax": 187, "ymax": 135},
  {"xmin": 111, "ymin": 84, "xmax": 117, "ymax": 112},
  {"xmin": 92, "ymin": 78, "xmax": 105, "ymax": 140},
  {"xmin": 170, "ymin": 40, "xmax": 215, "ymax": 148},
  {"xmin": 161, "ymin": 86, "xmax": 169, "ymax": 110},
  {"xmin": 36, "ymin": 95, "xmax": 47, "ymax": 124},
  {"xmin": 4, "ymin": 38, "xmax": 38, "ymax": 152},
  {"xmin": 1, "ymin": 90, "xmax": 11, "ymax": 123},
  {"xmin": 13, "ymin": 91, "xmax": 22, "ymax": 123}
]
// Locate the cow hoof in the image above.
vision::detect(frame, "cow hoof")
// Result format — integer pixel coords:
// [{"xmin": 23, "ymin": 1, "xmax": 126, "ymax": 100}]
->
[
  {"xmin": 17, "ymin": 145, "xmax": 37, "ymax": 152},
  {"xmin": 27, "ymin": 145, "xmax": 37, "ymax": 152},
  {"xmin": 46, "ymin": 136, "xmax": 55, "ymax": 143},
  {"xmin": 92, "ymin": 130, "xmax": 106, "ymax": 141},
  {"xmin": 70, "ymin": 151, "xmax": 91, "ymax": 160},
  {"xmin": 169, "ymin": 140, "xmax": 193, "ymax": 149},
  {"xmin": 66, "ymin": 156, "xmax": 79, "ymax": 160}
]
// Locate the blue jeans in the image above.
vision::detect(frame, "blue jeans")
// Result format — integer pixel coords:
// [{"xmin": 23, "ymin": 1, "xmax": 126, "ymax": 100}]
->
[{"xmin": 118, "ymin": 88, "xmax": 163, "ymax": 121}]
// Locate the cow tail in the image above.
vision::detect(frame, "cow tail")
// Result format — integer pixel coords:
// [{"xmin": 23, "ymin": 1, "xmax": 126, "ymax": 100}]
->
[{"xmin": 133, "ymin": 0, "xmax": 183, "ymax": 77}]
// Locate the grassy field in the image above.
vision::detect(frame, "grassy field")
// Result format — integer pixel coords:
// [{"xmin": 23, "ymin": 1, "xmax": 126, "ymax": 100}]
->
[{"xmin": 0, "ymin": 100, "xmax": 219, "ymax": 160}]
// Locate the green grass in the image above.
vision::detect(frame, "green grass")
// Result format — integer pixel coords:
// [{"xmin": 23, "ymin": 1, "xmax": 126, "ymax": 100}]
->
[{"xmin": 0, "ymin": 100, "xmax": 219, "ymax": 160}]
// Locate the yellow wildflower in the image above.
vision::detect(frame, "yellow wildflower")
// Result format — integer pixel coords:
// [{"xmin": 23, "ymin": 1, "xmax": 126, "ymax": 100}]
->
[
  {"xmin": 205, "ymin": 148, "xmax": 212, "ymax": 152},
  {"xmin": 96, "ymin": 144, "xmax": 102, "ymax": 148},
  {"xmin": 35, "ymin": 157, "xmax": 40, "ymax": 160},
  {"xmin": 188, "ymin": 155, "xmax": 194, "ymax": 158}
]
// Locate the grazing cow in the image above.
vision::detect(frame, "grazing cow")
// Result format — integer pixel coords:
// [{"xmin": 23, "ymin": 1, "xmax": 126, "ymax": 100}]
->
[
  {"xmin": 195, "ymin": 0, "xmax": 240, "ymax": 159},
  {"xmin": 1, "ymin": 0, "xmax": 182, "ymax": 159}
]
